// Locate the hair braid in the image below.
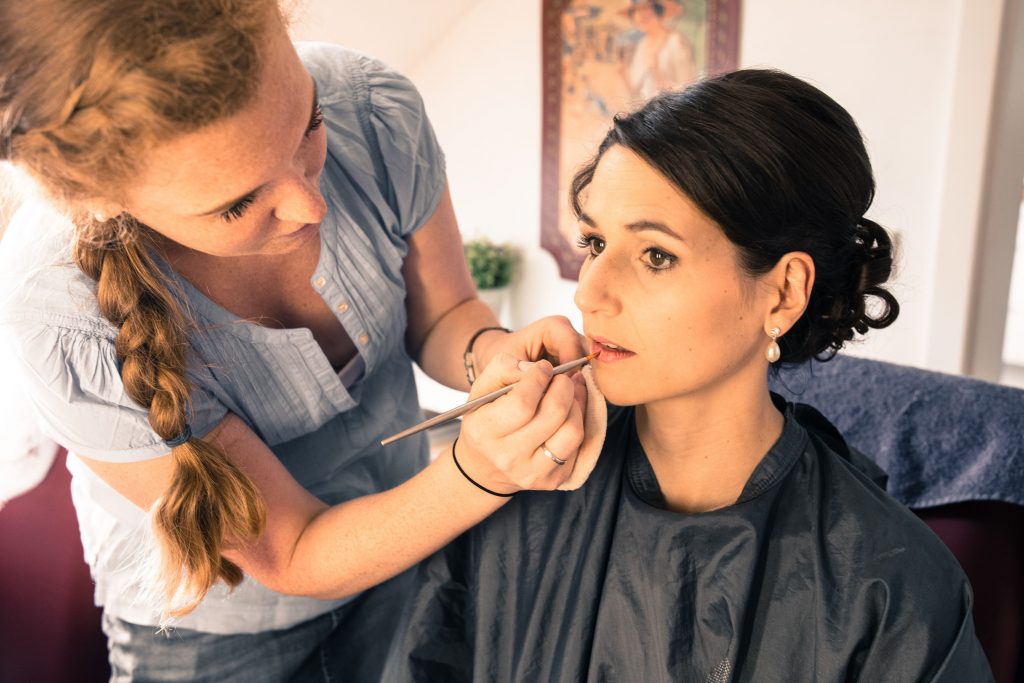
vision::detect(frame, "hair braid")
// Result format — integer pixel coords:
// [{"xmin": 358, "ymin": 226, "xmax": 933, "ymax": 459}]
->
[{"xmin": 74, "ymin": 217, "xmax": 266, "ymax": 616}]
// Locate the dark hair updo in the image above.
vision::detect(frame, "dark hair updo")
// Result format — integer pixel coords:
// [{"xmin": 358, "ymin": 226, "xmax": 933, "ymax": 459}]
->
[{"xmin": 570, "ymin": 68, "xmax": 899, "ymax": 363}]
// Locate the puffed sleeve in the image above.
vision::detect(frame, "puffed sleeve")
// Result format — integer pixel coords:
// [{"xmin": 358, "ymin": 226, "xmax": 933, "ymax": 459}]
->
[
  {"xmin": 360, "ymin": 54, "xmax": 447, "ymax": 238},
  {"xmin": 2, "ymin": 320, "xmax": 227, "ymax": 463}
]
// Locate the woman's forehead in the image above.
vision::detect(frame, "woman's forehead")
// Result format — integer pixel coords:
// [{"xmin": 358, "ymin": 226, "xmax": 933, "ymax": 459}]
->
[
  {"xmin": 586, "ymin": 147, "xmax": 718, "ymax": 238},
  {"xmin": 125, "ymin": 32, "xmax": 311, "ymax": 216}
]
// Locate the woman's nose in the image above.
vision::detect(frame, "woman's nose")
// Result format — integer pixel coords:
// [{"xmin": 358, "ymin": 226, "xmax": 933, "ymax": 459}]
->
[
  {"xmin": 574, "ymin": 256, "xmax": 618, "ymax": 316},
  {"xmin": 273, "ymin": 171, "xmax": 327, "ymax": 225}
]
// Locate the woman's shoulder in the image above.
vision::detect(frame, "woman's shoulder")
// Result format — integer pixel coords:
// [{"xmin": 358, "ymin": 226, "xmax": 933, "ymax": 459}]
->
[
  {"xmin": 0, "ymin": 200, "xmax": 112, "ymax": 337},
  {"xmin": 294, "ymin": 41, "xmax": 445, "ymax": 241},
  {"xmin": 791, "ymin": 411, "xmax": 990, "ymax": 679},
  {"xmin": 793, "ymin": 404, "xmax": 969, "ymax": 599},
  {"xmin": 293, "ymin": 42, "xmax": 365, "ymax": 101},
  {"xmin": 0, "ymin": 204, "xmax": 166, "ymax": 459},
  {"xmin": 294, "ymin": 42, "xmax": 419, "ymax": 112}
]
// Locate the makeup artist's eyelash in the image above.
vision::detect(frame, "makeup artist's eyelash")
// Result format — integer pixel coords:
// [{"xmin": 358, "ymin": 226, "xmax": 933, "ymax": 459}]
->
[
  {"xmin": 221, "ymin": 193, "xmax": 256, "ymax": 223},
  {"xmin": 219, "ymin": 103, "xmax": 324, "ymax": 223},
  {"xmin": 306, "ymin": 103, "xmax": 324, "ymax": 137}
]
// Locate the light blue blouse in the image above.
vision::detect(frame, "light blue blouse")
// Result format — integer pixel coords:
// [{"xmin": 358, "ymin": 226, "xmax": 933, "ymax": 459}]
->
[{"xmin": 0, "ymin": 43, "xmax": 445, "ymax": 633}]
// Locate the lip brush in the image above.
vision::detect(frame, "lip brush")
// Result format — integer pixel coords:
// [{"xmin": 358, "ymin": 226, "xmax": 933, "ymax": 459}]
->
[{"xmin": 380, "ymin": 353, "xmax": 597, "ymax": 446}]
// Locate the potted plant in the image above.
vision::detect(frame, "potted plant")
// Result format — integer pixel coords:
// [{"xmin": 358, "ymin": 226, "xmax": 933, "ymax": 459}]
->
[{"xmin": 463, "ymin": 237, "xmax": 518, "ymax": 323}]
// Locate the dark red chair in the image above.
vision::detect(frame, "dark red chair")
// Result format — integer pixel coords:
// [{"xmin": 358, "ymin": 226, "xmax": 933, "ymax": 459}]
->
[
  {"xmin": 916, "ymin": 502, "xmax": 1024, "ymax": 683},
  {"xmin": 0, "ymin": 447, "xmax": 110, "ymax": 683}
]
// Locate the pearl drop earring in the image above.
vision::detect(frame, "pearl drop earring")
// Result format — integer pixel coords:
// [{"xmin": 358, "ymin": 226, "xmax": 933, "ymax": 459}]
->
[{"xmin": 766, "ymin": 327, "xmax": 781, "ymax": 363}]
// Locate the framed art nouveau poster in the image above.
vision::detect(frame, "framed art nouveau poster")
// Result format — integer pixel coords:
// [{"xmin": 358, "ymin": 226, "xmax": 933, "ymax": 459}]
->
[{"xmin": 540, "ymin": 0, "xmax": 741, "ymax": 279}]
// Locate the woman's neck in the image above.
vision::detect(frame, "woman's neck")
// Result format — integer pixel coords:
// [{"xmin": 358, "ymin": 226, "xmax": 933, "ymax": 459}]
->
[
  {"xmin": 155, "ymin": 232, "xmax": 319, "ymax": 321},
  {"xmin": 635, "ymin": 370, "xmax": 784, "ymax": 514}
]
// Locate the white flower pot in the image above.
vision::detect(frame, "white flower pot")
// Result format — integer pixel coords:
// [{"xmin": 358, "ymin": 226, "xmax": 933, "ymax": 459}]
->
[{"xmin": 477, "ymin": 286, "xmax": 511, "ymax": 326}]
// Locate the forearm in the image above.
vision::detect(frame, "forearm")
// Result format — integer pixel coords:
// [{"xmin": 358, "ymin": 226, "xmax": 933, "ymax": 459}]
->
[
  {"xmin": 277, "ymin": 448, "xmax": 507, "ymax": 599},
  {"xmin": 413, "ymin": 296, "xmax": 505, "ymax": 391}
]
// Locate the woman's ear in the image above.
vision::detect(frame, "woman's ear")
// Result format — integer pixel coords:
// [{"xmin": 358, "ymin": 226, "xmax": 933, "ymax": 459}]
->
[
  {"xmin": 766, "ymin": 251, "xmax": 814, "ymax": 333},
  {"xmin": 83, "ymin": 201, "xmax": 125, "ymax": 223}
]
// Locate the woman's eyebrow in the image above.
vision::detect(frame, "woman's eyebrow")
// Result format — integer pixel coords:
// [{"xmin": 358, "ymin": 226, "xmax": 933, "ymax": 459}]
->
[
  {"xmin": 195, "ymin": 78, "xmax": 319, "ymax": 217},
  {"xmin": 579, "ymin": 211, "xmax": 684, "ymax": 242},
  {"xmin": 625, "ymin": 220, "xmax": 685, "ymax": 242}
]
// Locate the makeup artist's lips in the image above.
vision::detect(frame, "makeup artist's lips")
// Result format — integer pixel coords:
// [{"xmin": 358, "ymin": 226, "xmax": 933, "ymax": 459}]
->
[{"xmin": 589, "ymin": 335, "xmax": 635, "ymax": 362}]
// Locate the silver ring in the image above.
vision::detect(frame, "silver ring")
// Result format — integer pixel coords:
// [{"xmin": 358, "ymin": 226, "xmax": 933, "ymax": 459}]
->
[{"xmin": 541, "ymin": 443, "xmax": 567, "ymax": 466}]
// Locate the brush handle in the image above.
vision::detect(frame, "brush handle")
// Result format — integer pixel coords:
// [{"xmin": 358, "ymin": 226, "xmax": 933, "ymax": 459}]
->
[{"xmin": 380, "ymin": 355, "xmax": 593, "ymax": 446}]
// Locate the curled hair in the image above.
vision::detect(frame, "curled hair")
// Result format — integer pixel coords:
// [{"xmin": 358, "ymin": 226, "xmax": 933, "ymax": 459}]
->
[
  {"xmin": 2, "ymin": 1, "xmax": 277, "ymax": 616},
  {"xmin": 571, "ymin": 69, "xmax": 900, "ymax": 363}
]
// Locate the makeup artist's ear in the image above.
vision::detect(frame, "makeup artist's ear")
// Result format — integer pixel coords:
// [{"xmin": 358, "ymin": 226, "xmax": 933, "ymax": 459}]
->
[
  {"xmin": 85, "ymin": 201, "xmax": 126, "ymax": 222},
  {"xmin": 765, "ymin": 251, "xmax": 815, "ymax": 330}
]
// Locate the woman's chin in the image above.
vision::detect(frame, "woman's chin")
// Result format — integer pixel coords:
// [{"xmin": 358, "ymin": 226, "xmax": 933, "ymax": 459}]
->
[{"xmin": 591, "ymin": 369, "xmax": 645, "ymax": 407}]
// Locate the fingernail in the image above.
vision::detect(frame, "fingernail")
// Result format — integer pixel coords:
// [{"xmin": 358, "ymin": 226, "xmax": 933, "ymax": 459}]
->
[{"xmin": 518, "ymin": 360, "xmax": 532, "ymax": 371}]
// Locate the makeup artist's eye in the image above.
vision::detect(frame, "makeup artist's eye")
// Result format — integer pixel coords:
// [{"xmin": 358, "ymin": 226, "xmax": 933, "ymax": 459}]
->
[
  {"xmin": 642, "ymin": 247, "xmax": 676, "ymax": 272},
  {"xmin": 220, "ymin": 193, "xmax": 256, "ymax": 223},
  {"xmin": 305, "ymin": 103, "xmax": 323, "ymax": 137},
  {"xmin": 575, "ymin": 233, "xmax": 605, "ymax": 257}
]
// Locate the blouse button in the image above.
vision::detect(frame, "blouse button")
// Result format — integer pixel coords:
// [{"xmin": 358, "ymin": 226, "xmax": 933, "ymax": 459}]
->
[
  {"xmin": 314, "ymin": 276, "xmax": 326, "ymax": 288},
  {"xmin": 336, "ymin": 301, "xmax": 349, "ymax": 313},
  {"xmin": 357, "ymin": 333, "xmax": 369, "ymax": 345}
]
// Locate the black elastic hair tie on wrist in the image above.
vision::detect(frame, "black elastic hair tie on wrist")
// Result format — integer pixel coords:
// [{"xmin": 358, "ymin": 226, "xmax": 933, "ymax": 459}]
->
[{"xmin": 451, "ymin": 437, "xmax": 516, "ymax": 498}]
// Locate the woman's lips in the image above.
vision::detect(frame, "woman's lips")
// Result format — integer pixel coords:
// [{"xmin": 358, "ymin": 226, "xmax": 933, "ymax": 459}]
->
[{"xmin": 590, "ymin": 337, "xmax": 635, "ymax": 362}]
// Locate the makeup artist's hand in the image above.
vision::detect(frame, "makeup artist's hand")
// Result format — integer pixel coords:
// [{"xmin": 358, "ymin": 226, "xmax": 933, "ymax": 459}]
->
[
  {"xmin": 472, "ymin": 316, "xmax": 587, "ymax": 375},
  {"xmin": 455, "ymin": 352, "xmax": 588, "ymax": 494}
]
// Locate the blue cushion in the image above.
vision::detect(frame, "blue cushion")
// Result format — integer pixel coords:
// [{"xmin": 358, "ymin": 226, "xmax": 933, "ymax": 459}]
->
[{"xmin": 770, "ymin": 355, "xmax": 1024, "ymax": 508}]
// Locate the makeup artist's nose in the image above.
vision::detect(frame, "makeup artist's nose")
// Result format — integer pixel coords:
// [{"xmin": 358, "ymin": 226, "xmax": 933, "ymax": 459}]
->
[
  {"xmin": 273, "ymin": 171, "xmax": 327, "ymax": 225},
  {"xmin": 574, "ymin": 257, "xmax": 618, "ymax": 316}
]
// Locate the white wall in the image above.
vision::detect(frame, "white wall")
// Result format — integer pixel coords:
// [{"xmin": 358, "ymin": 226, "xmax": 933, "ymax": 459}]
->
[
  {"xmin": 288, "ymin": 0, "xmax": 480, "ymax": 73},
  {"xmin": 293, "ymin": 0, "xmax": 1007, "ymax": 385},
  {"xmin": 404, "ymin": 1, "xmax": 582, "ymax": 336}
]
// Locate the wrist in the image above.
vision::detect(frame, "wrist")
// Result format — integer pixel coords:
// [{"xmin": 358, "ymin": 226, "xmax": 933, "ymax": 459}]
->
[
  {"xmin": 451, "ymin": 437, "xmax": 518, "ymax": 498},
  {"xmin": 463, "ymin": 326, "xmax": 510, "ymax": 386}
]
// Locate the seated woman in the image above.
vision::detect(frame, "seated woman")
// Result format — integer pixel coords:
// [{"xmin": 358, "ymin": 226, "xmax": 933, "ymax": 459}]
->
[{"xmin": 385, "ymin": 69, "xmax": 994, "ymax": 681}]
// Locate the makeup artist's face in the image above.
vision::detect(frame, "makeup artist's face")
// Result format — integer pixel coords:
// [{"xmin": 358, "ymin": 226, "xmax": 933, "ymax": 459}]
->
[
  {"xmin": 119, "ymin": 17, "xmax": 328, "ymax": 258},
  {"xmin": 574, "ymin": 145, "xmax": 771, "ymax": 407}
]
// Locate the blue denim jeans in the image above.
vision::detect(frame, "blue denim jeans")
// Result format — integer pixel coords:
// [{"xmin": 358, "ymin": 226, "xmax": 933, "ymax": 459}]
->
[{"xmin": 102, "ymin": 571, "xmax": 413, "ymax": 682}]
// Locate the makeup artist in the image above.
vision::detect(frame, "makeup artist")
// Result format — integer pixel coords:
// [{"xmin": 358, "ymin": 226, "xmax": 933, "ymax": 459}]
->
[{"xmin": 0, "ymin": 1, "xmax": 589, "ymax": 680}]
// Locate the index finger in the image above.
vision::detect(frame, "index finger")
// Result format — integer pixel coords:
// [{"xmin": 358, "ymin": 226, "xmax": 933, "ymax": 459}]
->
[{"xmin": 533, "ymin": 317, "xmax": 587, "ymax": 365}]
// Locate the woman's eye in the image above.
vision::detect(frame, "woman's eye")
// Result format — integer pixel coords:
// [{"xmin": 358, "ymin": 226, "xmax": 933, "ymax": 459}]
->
[
  {"xmin": 220, "ymin": 194, "xmax": 256, "ymax": 223},
  {"xmin": 575, "ymin": 234, "xmax": 605, "ymax": 257},
  {"xmin": 305, "ymin": 103, "xmax": 324, "ymax": 137},
  {"xmin": 643, "ymin": 247, "xmax": 676, "ymax": 271}
]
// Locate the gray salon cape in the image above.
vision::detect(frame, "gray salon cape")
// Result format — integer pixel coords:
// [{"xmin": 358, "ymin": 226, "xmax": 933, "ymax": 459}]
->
[{"xmin": 385, "ymin": 398, "xmax": 993, "ymax": 682}]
